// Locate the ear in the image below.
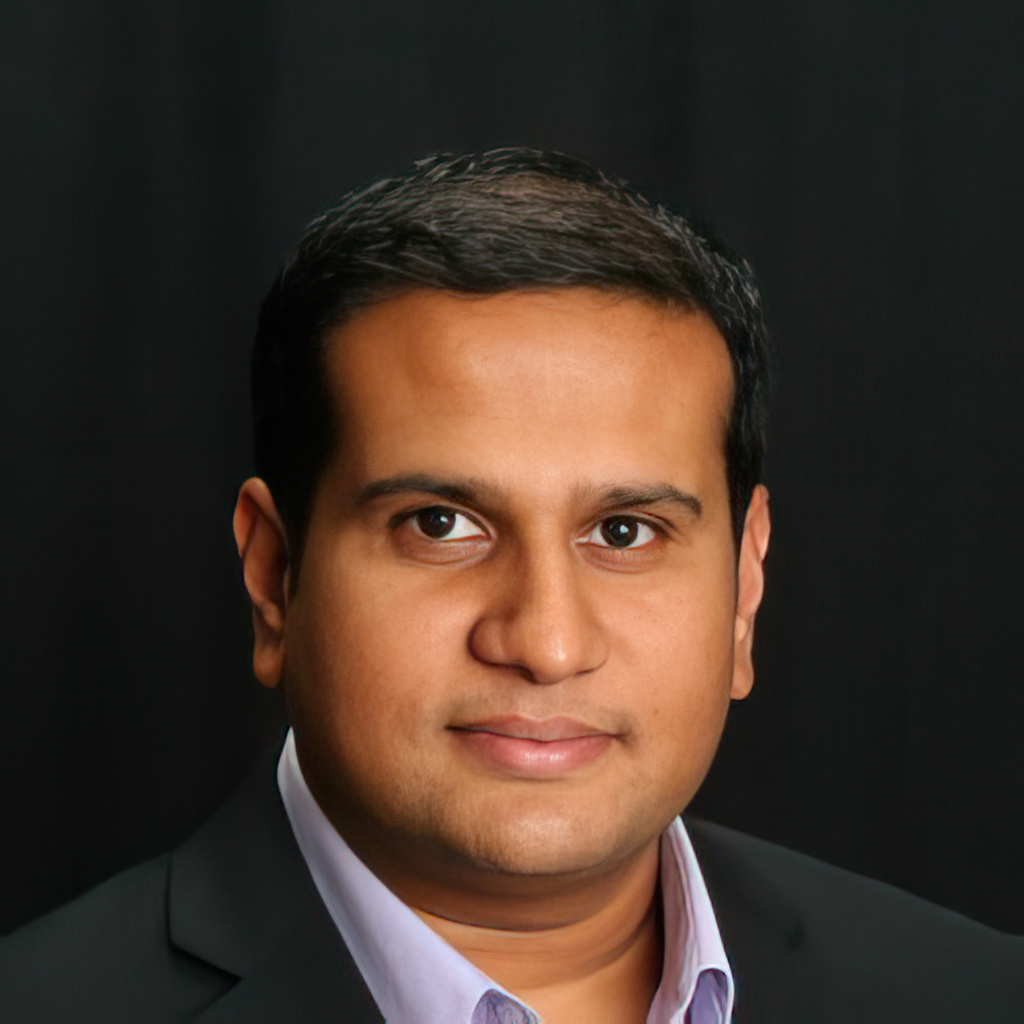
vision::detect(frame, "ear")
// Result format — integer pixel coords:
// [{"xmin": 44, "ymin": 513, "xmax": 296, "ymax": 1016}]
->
[
  {"xmin": 233, "ymin": 477, "xmax": 290, "ymax": 688},
  {"xmin": 731, "ymin": 484, "xmax": 771, "ymax": 700}
]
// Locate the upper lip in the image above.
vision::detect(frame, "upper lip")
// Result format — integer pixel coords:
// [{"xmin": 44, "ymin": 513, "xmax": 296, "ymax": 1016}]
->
[{"xmin": 452, "ymin": 715, "xmax": 612, "ymax": 742}]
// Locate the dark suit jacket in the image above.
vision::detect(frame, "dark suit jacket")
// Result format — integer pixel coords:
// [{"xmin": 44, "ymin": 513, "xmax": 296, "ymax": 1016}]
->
[{"xmin": 2, "ymin": 746, "xmax": 1022, "ymax": 1023}]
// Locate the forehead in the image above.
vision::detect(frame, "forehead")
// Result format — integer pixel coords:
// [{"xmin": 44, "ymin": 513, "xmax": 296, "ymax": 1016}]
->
[{"xmin": 323, "ymin": 288, "xmax": 734, "ymax": 491}]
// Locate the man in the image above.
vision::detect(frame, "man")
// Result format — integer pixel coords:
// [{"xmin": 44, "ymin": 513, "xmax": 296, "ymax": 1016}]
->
[{"xmin": 1, "ymin": 149, "xmax": 1021, "ymax": 1023}]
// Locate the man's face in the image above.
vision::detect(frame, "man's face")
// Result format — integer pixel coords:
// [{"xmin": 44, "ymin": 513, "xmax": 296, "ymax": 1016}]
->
[{"xmin": 240, "ymin": 288, "xmax": 768, "ymax": 891}]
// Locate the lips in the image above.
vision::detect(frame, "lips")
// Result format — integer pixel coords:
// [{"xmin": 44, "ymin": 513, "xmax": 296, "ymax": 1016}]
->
[{"xmin": 449, "ymin": 715, "xmax": 616, "ymax": 777}]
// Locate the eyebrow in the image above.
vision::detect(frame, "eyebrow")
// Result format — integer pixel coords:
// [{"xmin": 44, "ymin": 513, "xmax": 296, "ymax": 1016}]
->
[
  {"xmin": 355, "ymin": 474, "xmax": 702, "ymax": 518},
  {"xmin": 355, "ymin": 474, "xmax": 494, "ymax": 507},
  {"xmin": 582, "ymin": 484, "xmax": 703, "ymax": 519}
]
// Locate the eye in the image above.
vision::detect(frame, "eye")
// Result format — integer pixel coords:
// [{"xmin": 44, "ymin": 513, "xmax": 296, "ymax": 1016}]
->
[
  {"xmin": 581, "ymin": 515, "xmax": 659, "ymax": 549},
  {"xmin": 410, "ymin": 506, "xmax": 487, "ymax": 541}
]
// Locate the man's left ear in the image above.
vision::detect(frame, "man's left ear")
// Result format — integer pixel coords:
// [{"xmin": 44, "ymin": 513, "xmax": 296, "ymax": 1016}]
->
[{"xmin": 731, "ymin": 484, "xmax": 771, "ymax": 700}]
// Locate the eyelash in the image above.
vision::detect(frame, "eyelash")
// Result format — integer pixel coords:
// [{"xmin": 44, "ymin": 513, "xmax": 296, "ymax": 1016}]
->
[
  {"xmin": 404, "ymin": 507, "xmax": 488, "ymax": 541},
  {"xmin": 579, "ymin": 516, "xmax": 664, "ymax": 550}
]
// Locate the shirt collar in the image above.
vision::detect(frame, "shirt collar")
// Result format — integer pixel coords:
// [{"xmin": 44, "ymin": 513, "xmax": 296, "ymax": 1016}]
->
[
  {"xmin": 652, "ymin": 817, "xmax": 734, "ymax": 1023},
  {"xmin": 278, "ymin": 729, "xmax": 733, "ymax": 1024}
]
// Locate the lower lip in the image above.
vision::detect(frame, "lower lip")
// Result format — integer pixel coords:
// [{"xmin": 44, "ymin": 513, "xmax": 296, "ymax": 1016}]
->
[{"xmin": 451, "ymin": 729, "xmax": 613, "ymax": 777}]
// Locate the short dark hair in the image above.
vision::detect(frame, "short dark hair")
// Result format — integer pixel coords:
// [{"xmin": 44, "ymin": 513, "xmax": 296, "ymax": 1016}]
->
[{"xmin": 252, "ymin": 148, "xmax": 769, "ymax": 564}]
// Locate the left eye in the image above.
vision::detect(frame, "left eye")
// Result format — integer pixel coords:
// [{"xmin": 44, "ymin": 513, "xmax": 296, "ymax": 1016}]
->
[
  {"xmin": 410, "ymin": 507, "xmax": 486, "ymax": 541},
  {"xmin": 581, "ymin": 516, "xmax": 658, "ymax": 549}
]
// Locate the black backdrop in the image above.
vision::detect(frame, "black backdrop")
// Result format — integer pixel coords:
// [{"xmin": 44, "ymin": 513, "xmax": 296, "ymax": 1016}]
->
[{"xmin": 3, "ymin": 0, "xmax": 1023, "ymax": 937}]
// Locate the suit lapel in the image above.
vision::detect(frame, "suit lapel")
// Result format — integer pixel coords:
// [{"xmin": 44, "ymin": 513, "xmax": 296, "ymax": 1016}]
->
[
  {"xmin": 168, "ymin": 740, "xmax": 384, "ymax": 1024},
  {"xmin": 686, "ymin": 818, "xmax": 820, "ymax": 1024},
  {"xmin": 188, "ymin": 914, "xmax": 382, "ymax": 1024}
]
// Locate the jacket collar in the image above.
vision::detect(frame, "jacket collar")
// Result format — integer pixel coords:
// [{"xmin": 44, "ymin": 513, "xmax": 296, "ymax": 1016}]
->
[
  {"xmin": 686, "ymin": 817, "xmax": 818, "ymax": 1024},
  {"xmin": 168, "ymin": 738, "xmax": 384, "ymax": 1024}
]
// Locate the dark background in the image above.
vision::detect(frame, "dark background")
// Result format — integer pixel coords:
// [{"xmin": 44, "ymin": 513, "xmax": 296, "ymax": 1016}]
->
[{"xmin": 3, "ymin": 0, "xmax": 1023, "ymax": 937}]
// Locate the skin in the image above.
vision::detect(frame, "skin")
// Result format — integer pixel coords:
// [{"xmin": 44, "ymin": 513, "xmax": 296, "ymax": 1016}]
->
[{"xmin": 234, "ymin": 287, "xmax": 770, "ymax": 1024}]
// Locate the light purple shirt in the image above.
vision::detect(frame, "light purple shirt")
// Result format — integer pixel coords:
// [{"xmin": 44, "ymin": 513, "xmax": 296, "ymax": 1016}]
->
[{"xmin": 278, "ymin": 730, "xmax": 734, "ymax": 1024}]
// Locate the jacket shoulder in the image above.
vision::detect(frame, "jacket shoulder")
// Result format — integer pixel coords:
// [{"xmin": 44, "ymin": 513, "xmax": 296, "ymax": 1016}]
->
[
  {"xmin": 0, "ymin": 855, "xmax": 233, "ymax": 1023},
  {"xmin": 687, "ymin": 818, "xmax": 1024, "ymax": 1020}
]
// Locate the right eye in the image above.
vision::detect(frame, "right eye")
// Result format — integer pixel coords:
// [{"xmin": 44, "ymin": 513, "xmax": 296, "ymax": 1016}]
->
[{"xmin": 410, "ymin": 507, "xmax": 487, "ymax": 541}]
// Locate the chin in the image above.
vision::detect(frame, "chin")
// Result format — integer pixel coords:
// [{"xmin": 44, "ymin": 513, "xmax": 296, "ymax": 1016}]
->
[{"xmin": 447, "ymin": 804, "xmax": 659, "ymax": 878}]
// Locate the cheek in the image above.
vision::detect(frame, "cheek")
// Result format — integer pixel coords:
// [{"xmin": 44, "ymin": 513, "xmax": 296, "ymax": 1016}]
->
[
  {"xmin": 602, "ymin": 571, "xmax": 737, "ymax": 758},
  {"xmin": 283, "ymin": 563, "xmax": 473, "ymax": 748}
]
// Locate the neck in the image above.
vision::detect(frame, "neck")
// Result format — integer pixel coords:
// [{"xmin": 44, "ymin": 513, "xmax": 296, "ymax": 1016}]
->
[{"xmin": 415, "ymin": 840, "xmax": 664, "ymax": 1024}]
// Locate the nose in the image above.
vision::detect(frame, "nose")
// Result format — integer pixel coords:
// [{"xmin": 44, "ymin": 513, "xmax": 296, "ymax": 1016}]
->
[{"xmin": 468, "ymin": 546, "xmax": 608, "ymax": 684}]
